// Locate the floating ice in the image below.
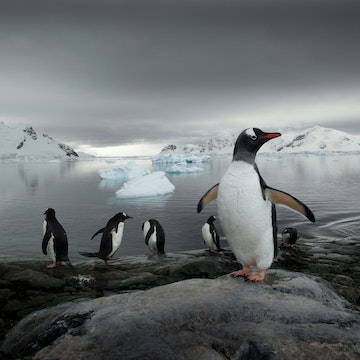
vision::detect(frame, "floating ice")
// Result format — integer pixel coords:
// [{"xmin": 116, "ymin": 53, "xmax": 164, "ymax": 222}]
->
[
  {"xmin": 115, "ymin": 171, "xmax": 175, "ymax": 198},
  {"xmin": 152, "ymin": 153, "xmax": 211, "ymax": 164},
  {"xmin": 165, "ymin": 164, "xmax": 204, "ymax": 174},
  {"xmin": 98, "ymin": 162, "xmax": 150, "ymax": 180}
]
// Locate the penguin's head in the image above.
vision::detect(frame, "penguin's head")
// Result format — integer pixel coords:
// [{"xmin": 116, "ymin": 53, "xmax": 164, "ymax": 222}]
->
[
  {"xmin": 44, "ymin": 208, "xmax": 56, "ymax": 219},
  {"xmin": 114, "ymin": 212, "xmax": 133, "ymax": 222},
  {"xmin": 207, "ymin": 215, "xmax": 216, "ymax": 223},
  {"xmin": 233, "ymin": 128, "xmax": 281, "ymax": 162}
]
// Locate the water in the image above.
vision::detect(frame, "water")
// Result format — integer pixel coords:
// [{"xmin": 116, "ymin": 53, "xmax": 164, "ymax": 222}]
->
[{"xmin": 0, "ymin": 154, "xmax": 359, "ymax": 264}]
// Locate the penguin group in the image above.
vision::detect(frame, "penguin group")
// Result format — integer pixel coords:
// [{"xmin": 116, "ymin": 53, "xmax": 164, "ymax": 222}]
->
[
  {"xmin": 42, "ymin": 208, "xmax": 169, "ymax": 268},
  {"xmin": 40, "ymin": 127, "xmax": 315, "ymax": 283}
]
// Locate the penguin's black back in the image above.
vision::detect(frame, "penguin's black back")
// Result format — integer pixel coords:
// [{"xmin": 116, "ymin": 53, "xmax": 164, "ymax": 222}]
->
[{"xmin": 43, "ymin": 211, "xmax": 69, "ymax": 262}]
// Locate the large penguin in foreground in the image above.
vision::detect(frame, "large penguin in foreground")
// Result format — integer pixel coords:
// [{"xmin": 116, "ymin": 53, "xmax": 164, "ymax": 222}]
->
[
  {"xmin": 42, "ymin": 208, "xmax": 72, "ymax": 269},
  {"xmin": 80, "ymin": 212, "xmax": 132, "ymax": 264},
  {"xmin": 142, "ymin": 219, "xmax": 165, "ymax": 255},
  {"xmin": 197, "ymin": 128, "xmax": 315, "ymax": 281}
]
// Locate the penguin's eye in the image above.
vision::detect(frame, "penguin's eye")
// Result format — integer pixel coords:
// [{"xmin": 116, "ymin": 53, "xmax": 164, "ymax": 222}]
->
[{"xmin": 250, "ymin": 135, "xmax": 257, "ymax": 141}]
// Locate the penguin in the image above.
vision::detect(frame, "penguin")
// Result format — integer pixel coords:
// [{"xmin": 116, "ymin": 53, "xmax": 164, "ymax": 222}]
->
[
  {"xmin": 201, "ymin": 215, "xmax": 221, "ymax": 253},
  {"xmin": 42, "ymin": 208, "xmax": 72, "ymax": 269},
  {"xmin": 80, "ymin": 212, "xmax": 132, "ymax": 263},
  {"xmin": 142, "ymin": 219, "xmax": 165, "ymax": 255},
  {"xmin": 197, "ymin": 128, "xmax": 315, "ymax": 281},
  {"xmin": 281, "ymin": 227, "xmax": 298, "ymax": 247}
]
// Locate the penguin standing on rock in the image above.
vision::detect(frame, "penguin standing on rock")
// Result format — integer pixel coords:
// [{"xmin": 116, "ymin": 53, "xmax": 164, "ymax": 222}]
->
[
  {"xmin": 42, "ymin": 208, "xmax": 72, "ymax": 269},
  {"xmin": 80, "ymin": 212, "xmax": 132, "ymax": 264},
  {"xmin": 142, "ymin": 219, "xmax": 165, "ymax": 255},
  {"xmin": 201, "ymin": 215, "xmax": 221, "ymax": 253},
  {"xmin": 197, "ymin": 128, "xmax": 315, "ymax": 282}
]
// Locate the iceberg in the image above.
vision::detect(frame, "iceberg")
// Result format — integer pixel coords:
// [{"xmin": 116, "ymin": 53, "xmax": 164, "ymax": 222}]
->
[
  {"xmin": 152, "ymin": 153, "xmax": 211, "ymax": 164},
  {"xmin": 98, "ymin": 162, "xmax": 150, "ymax": 181},
  {"xmin": 115, "ymin": 171, "xmax": 175, "ymax": 198},
  {"xmin": 165, "ymin": 164, "xmax": 204, "ymax": 174}
]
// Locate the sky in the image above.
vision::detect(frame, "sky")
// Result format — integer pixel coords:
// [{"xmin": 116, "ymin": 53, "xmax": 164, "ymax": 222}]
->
[{"xmin": 1, "ymin": 0, "xmax": 360, "ymax": 156}]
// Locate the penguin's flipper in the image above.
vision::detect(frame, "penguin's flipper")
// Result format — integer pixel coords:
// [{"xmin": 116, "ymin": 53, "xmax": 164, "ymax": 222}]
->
[
  {"xmin": 266, "ymin": 187, "xmax": 315, "ymax": 222},
  {"xmin": 197, "ymin": 183, "xmax": 219, "ymax": 213},
  {"xmin": 91, "ymin": 227, "xmax": 105, "ymax": 240}
]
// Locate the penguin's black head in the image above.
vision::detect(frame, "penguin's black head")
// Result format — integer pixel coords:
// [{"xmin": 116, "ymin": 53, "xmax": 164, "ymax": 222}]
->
[
  {"xmin": 207, "ymin": 215, "xmax": 216, "ymax": 223},
  {"xmin": 113, "ymin": 212, "xmax": 133, "ymax": 222},
  {"xmin": 44, "ymin": 208, "xmax": 56, "ymax": 219},
  {"xmin": 233, "ymin": 128, "xmax": 281, "ymax": 162}
]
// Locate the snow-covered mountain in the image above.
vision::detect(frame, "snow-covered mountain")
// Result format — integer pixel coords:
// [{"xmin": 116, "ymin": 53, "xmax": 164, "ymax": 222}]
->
[
  {"xmin": 0, "ymin": 122, "xmax": 79, "ymax": 161},
  {"xmin": 160, "ymin": 126, "xmax": 360, "ymax": 155}
]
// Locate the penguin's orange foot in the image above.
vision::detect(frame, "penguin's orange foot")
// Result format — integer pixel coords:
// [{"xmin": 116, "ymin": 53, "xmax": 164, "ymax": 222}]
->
[
  {"xmin": 232, "ymin": 265, "xmax": 252, "ymax": 278},
  {"xmin": 246, "ymin": 270, "xmax": 266, "ymax": 282},
  {"xmin": 46, "ymin": 263, "xmax": 56, "ymax": 269}
]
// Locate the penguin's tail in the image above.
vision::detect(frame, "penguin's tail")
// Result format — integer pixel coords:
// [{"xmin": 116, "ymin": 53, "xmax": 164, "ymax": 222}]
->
[{"xmin": 79, "ymin": 252, "xmax": 99, "ymax": 258}]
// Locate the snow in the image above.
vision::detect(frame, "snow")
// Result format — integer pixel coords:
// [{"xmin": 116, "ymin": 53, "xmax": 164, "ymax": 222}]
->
[
  {"xmin": 98, "ymin": 162, "xmax": 150, "ymax": 180},
  {"xmin": 159, "ymin": 126, "xmax": 360, "ymax": 155},
  {"xmin": 264, "ymin": 126, "xmax": 360, "ymax": 154},
  {"xmin": 115, "ymin": 171, "xmax": 175, "ymax": 198},
  {"xmin": 0, "ymin": 122, "xmax": 79, "ymax": 161}
]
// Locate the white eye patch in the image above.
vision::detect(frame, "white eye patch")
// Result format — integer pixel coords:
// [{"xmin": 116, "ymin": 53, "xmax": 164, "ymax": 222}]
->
[{"xmin": 245, "ymin": 128, "xmax": 257, "ymax": 139}]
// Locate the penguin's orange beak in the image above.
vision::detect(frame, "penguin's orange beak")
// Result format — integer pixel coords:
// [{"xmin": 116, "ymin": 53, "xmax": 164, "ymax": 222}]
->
[{"xmin": 260, "ymin": 132, "xmax": 281, "ymax": 139}]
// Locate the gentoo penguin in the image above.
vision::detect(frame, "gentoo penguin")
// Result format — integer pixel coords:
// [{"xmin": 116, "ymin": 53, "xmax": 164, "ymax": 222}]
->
[
  {"xmin": 42, "ymin": 208, "xmax": 72, "ymax": 269},
  {"xmin": 197, "ymin": 128, "xmax": 315, "ymax": 281},
  {"xmin": 80, "ymin": 212, "xmax": 132, "ymax": 263},
  {"xmin": 142, "ymin": 219, "xmax": 165, "ymax": 255},
  {"xmin": 201, "ymin": 215, "xmax": 221, "ymax": 253},
  {"xmin": 281, "ymin": 227, "xmax": 298, "ymax": 247}
]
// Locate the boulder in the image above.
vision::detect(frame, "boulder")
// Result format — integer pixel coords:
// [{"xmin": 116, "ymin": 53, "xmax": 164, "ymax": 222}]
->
[{"xmin": 2, "ymin": 270, "xmax": 360, "ymax": 360}]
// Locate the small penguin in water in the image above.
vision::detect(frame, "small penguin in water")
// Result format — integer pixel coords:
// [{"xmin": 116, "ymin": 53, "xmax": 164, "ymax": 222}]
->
[
  {"xmin": 281, "ymin": 227, "xmax": 298, "ymax": 247},
  {"xmin": 80, "ymin": 212, "xmax": 132, "ymax": 264},
  {"xmin": 201, "ymin": 215, "xmax": 221, "ymax": 253},
  {"xmin": 42, "ymin": 208, "xmax": 72, "ymax": 269},
  {"xmin": 142, "ymin": 219, "xmax": 165, "ymax": 255},
  {"xmin": 197, "ymin": 128, "xmax": 315, "ymax": 281}
]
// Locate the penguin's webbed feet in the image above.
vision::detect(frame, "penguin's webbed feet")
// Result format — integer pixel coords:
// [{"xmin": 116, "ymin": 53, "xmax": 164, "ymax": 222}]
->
[
  {"xmin": 231, "ymin": 264, "xmax": 252, "ymax": 278},
  {"xmin": 245, "ymin": 270, "xmax": 266, "ymax": 282},
  {"xmin": 232, "ymin": 265, "xmax": 266, "ymax": 282}
]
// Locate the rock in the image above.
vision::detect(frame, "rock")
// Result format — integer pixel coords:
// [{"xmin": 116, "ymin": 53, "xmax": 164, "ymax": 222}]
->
[
  {"xmin": 2, "ymin": 270, "xmax": 360, "ymax": 360},
  {"xmin": 4, "ymin": 269, "xmax": 65, "ymax": 289}
]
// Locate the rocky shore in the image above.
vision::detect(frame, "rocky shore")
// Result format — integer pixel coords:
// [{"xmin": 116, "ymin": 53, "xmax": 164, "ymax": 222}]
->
[{"xmin": 0, "ymin": 239, "xmax": 360, "ymax": 359}]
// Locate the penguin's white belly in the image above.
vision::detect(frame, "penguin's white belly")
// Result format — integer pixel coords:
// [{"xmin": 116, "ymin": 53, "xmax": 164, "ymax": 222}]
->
[
  {"xmin": 201, "ymin": 224, "xmax": 215, "ymax": 249},
  {"xmin": 109, "ymin": 223, "xmax": 124, "ymax": 257},
  {"xmin": 148, "ymin": 231, "xmax": 158, "ymax": 252},
  {"xmin": 218, "ymin": 162, "xmax": 274, "ymax": 270},
  {"xmin": 47, "ymin": 236, "xmax": 56, "ymax": 262}
]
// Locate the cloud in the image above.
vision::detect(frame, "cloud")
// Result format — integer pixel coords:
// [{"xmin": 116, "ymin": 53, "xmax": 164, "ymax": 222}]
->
[{"xmin": 0, "ymin": 0, "xmax": 359, "ymax": 152}]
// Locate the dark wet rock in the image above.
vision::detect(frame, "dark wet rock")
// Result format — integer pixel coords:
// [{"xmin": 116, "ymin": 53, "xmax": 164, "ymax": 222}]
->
[
  {"xmin": 2, "ymin": 270, "xmax": 360, "ymax": 360},
  {"xmin": 1, "ymin": 242, "xmax": 360, "ymax": 357},
  {"xmin": 4, "ymin": 269, "xmax": 65, "ymax": 289}
]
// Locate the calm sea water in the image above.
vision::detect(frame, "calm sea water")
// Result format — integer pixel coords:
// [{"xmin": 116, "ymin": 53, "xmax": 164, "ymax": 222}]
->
[{"xmin": 0, "ymin": 154, "xmax": 359, "ymax": 263}]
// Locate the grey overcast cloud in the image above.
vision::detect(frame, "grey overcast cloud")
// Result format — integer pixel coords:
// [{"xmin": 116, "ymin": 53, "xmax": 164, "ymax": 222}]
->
[{"xmin": 1, "ymin": 0, "xmax": 360, "ymax": 155}]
